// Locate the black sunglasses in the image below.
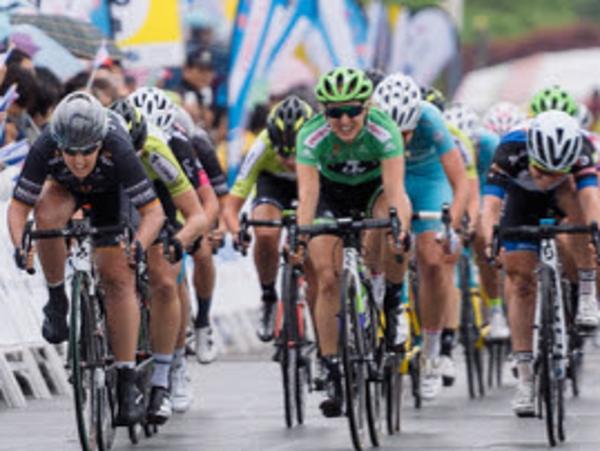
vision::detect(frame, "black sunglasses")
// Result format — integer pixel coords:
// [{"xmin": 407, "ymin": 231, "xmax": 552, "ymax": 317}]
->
[
  {"xmin": 61, "ymin": 142, "xmax": 101, "ymax": 157},
  {"xmin": 325, "ymin": 104, "xmax": 364, "ymax": 119}
]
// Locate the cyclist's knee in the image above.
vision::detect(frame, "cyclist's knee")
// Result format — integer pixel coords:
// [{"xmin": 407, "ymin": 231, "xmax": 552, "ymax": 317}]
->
[
  {"xmin": 254, "ymin": 227, "xmax": 279, "ymax": 244},
  {"xmin": 505, "ymin": 267, "xmax": 535, "ymax": 300},
  {"xmin": 318, "ymin": 270, "xmax": 338, "ymax": 298},
  {"xmin": 150, "ymin": 275, "xmax": 178, "ymax": 305}
]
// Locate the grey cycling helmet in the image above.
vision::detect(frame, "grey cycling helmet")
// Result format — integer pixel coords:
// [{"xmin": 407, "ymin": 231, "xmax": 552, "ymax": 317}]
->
[{"xmin": 50, "ymin": 91, "xmax": 108, "ymax": 151}]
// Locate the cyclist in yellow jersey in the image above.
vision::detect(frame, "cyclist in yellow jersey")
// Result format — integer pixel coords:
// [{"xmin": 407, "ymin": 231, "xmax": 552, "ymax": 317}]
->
[
  {"xmin": 110, "ymin": 99, "xmax": 208, "ymax": 425},
  {"xmin": 223, "ymin": 95, "xmax": 314, "ymax": 341}
]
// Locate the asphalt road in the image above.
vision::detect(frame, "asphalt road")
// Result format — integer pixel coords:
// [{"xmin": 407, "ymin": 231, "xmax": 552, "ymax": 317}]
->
[{"xmin": 3, "ymin": 347, "xmax": 600, "ymax": 451}]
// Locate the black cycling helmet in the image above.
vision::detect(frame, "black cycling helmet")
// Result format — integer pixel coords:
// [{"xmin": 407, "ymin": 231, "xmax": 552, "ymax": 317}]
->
[
  {"xmin": 109, "ymin": 98, "xmax": 148, "ymax": 151},
  {"xmin": 267, "ymin": 95, "xmax": 313, "ymax": 157},
  {"xmin": 364, "ymin": 68, "xmax": 386, "ymax": 90},
  {"xmin": 421, "ymin": 85, "xmax": 446, "ymax": 112},
  {"xmin": 50, "ymin": 91, "xmax": 108, "ymax": 152}
]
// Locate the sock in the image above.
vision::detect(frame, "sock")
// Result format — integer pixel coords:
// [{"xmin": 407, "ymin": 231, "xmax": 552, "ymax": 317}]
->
[
  {"xmin": 261, "ymin": 282, "xmax": 277, "ymax": 303},
  {"xmin": 578, "ymin": 268, "xmax": 596, "ymax": 298},
  {"xmin": 441, "ymin": 328, "xmax": 455, "ymax": 357},
  {"xmin": 423, "ymin": 329, "xmax": 442, "ymax": 360},
  {"xmin": 151, "ymin": 353, "xmax": 173, "ymax": 388},
  {"xmin": 514, "ymin": 351, "xmax": 533, "ymax": 383},
  {"xmin": 115, "ymin": 361, "xmax": 136, "ymax": 370},
  {"xmin": 173, "ymin": 347, "xmax": 185, "ymax": 367},
  {"xmin": 383, "ymin": 281, "xmax": 403, "ymax": 313},
  {"xmin": 488, "ymin": 297, "xmax": 503, "ymax": 313},
  {"xmin": 195, "ymin": 296, "xmax": 212, "ymax": 329},
  {"xmin": 47, "ymin": 282, "xmax": 68, "ymax": 311}
]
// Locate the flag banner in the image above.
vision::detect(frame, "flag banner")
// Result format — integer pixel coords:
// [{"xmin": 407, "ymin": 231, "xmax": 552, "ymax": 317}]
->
[
  {"xmin": 0, "ymin": 83, "xmax": 18, "ymax": 112},
  {"xmin": 0, "ymin": 139, "xmax": 29, "ymax": 165}
]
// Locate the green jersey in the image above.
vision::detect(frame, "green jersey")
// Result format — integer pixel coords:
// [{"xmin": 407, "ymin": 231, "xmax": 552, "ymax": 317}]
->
[
  {"xmin": 230, "ymin": 129, "xmax": 292, "ymax": 199},
  {"xmin": 296, "ymin": 107, "xmax": 404, "ymax": 185}
]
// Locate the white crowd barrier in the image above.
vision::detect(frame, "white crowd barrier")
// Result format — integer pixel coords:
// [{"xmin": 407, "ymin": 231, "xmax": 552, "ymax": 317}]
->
[{"xmin": 0, "ymin": 201, "xmax": 264, "ymax": 408}]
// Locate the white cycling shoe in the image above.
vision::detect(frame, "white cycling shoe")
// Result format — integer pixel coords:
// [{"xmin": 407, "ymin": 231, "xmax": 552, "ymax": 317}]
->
[
  {"xmin": 171, "ymin": 359, "xmax": 193, "ymax": 413},
  {"xmin": 488, "ymin": 310, "xmax": 510, "ymax": 340},
  {"xmin": 195, "ymin": 326, "xmax": 218, "ymax": 364},
  {"xmin": 439, "ymin": 355, "xmax": 456, "ymax": 387},
  {"xmin": 575, "ymin": 294, "xmax": 599, "ymax": 329},
  {"xmin": 512, "ymin": 380, "xmax": 535, "ymax": 417},
  {"xmin": 420, "ymin": 357, "xmax": 443, "ymax": 400}
]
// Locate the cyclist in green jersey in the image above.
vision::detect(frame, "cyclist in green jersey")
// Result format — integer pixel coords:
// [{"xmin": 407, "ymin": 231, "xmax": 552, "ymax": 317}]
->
[
  {"xmin": 110, "ymin": 99, "xmax": 208, "ymax": 424},
  {"xmin": 224, "ymin": 95, "xmax": 314, "ymax": 341},
  {"xmin": 296, "ymin": 67, "xmax": 411, "ymax": 417}
]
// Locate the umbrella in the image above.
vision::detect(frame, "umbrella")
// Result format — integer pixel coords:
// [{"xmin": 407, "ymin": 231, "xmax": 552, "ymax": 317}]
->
[
  {"xmin": 9, "ymin": 13, "xmax": 123, "ymax": 61},
  {"xmin": 10, "ymin": 24, "xmax": 85, "ymax": 80}
]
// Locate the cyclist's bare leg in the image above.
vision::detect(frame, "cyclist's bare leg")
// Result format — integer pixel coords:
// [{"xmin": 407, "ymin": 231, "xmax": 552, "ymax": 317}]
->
[
  {"xmin": 192, "ymin": 237, "xmax": 215, "ymax": 328},
  {"xmin": 147, "ymin": 244, "xmax": 181, "ymax": 356},
  {"xmin": 502, "ymin": 251, "xmax": 537, "ymax": 352},
  {"xmin": 33, "ymin": 180, "xmax": 76, "ymax": 284},
  {"xmin": 252, "ymin": 203, "xmax": 283, "ymax": 288},
  {"xmin": 176, "ymin": 280, "xmax": 191, "ymax": 349},
  {"xmin": 309, "ymin": 235, "xmax": 342, "ymax": 356},
  {"xmin": 96, "ymin": 247, "xmax": 140, "ymax": 362}
]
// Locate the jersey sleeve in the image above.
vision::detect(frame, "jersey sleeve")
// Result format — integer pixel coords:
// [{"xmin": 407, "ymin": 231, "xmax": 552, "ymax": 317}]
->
[
  {"xmin": 12, "ymin": 131, "xmax": 53, "ymax": 206},
  {"xmin": 295, "ymin": 116, "xmax": 322, "ymax": 167},
  {"xmin": 168, "ymin": 134, "xmax": 202, "ymax": 189},
  {"xmin": 573, "ymin": 135, "xmax": 598, "ymax": 190},
  {"xmin": 109, "ymin": 133, "xmax": 158, "ymax": 208},
  {"xmin": 449, "ymin": 125, "xmax": 477, "ymax": 180},
  {"xmin": 192, "ymin": 133, "xmax": 228, "ymax": 196},
  {"xmin": 144, "ymin": 134, "xmax": 193, "ymax": 198},
  {"xmin": 230, "ymin": 132, "xmax": 270, "ymax": 199},
  {"xmin": 368, "ymin": 108, "xmax": 404, "ymax": 160},
  {"xmin": 483, "ymin": 139, "xmax": 522, "ymax": 199}
]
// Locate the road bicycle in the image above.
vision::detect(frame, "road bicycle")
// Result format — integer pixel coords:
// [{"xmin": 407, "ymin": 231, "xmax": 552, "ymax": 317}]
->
[{"xmin": 491, "ymin": 219, "xmax": 600, "ymax": 446}]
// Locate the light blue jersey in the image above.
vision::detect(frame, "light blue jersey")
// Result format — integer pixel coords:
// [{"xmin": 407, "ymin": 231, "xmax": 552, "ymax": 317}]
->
[
  {"xmin": 476, "ymin": 128, "xmax": 500, "ymax": 193},
  {"xmin": 405, "ymin": 102, "xmax": 456, "ymax": 233}
]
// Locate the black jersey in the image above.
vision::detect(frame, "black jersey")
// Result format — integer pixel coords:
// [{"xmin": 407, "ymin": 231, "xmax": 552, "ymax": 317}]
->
[{"xmin": 13, "ymin": 114, "xmax": 157, "ymax": 208}]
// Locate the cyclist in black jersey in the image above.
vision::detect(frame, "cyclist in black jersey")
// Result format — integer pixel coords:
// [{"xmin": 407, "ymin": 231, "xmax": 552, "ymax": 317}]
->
[
  {"xmin": 7, "ymin": 92, "xmax": 165, "ymax": 426},
  {"xmin": 481, "ymin": 110, "xmax": 600, "ymax": 416}
]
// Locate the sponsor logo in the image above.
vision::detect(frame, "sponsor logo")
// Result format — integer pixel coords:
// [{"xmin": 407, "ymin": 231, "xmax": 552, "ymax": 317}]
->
[
  {"xmin": 149, "ymin": 153, "xmax": 179, "ymax": 183},
  {"xmin": 305, "ymin": 125, "xmax": 331, "ymax": 148},
  {"xmin": 366, "ymin": 121, "xmax": 391, "ymax": 143}
]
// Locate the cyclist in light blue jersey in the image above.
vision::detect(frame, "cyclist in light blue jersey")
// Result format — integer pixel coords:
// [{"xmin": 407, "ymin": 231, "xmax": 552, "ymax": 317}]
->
[{"xmin": 374, "ymin": 73, "xmax": 468, "ymax": 401}]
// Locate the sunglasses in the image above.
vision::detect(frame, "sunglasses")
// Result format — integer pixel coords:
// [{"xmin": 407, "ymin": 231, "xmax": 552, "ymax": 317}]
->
[
  {"xmin": 325, "ymin": 104, "xmax": 364, "ymax": 119},
  {"xmin": 529, "ymin": 159, "xmax": 569, "ymax": 177},
  {"xmin": 61, "ymin": 142, "xmax": 101, "ymax": 157}
]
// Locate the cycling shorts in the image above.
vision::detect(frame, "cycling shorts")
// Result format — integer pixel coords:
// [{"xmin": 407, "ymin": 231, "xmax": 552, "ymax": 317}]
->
[
  {"xmin": 316, "ymin": 175, "xmax": 382, "ymax": 219},
  {"xmin": 405, "ymin": 171, "xmax": 452, "ymax": 234},
  {"xmin": 252, "ymin": 172, "xmax": 297, "ymax": 212}
]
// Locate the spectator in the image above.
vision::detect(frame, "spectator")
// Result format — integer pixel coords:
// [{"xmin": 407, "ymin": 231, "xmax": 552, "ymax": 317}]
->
[
  {"xmin": 6, "ymin": 47, "xmax": 34, "ymax": 71},
  {"xmin": 31, "ymin": 67, "xmax": 63, "ymax": 128},
  {"xmin": 179, "ymin": 48, "xmax": 216, "ymax": 127},
  {"xmin": 0, "ymin": 65, "xmax": 39, "ymax": 144}
]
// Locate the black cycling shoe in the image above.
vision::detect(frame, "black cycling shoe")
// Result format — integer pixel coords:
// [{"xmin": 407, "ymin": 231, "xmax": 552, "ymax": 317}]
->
[
  {"xmin": 42, "ymin": 299, "xmax": 69, "ymax": 344},
  {"xmin": 319, "ymin": 357, "xmax": 343, "ymax": 418},
  {"xmin": 257, "ymin": 301, "xmax": 276, "ymax": 342},
  {"xmin": 114, "ymin": 368, "xmax": 145, "ymax": 426},
  {"xmin": 146, "ymin": 386, "xmax": 172, "ymax": 425}
]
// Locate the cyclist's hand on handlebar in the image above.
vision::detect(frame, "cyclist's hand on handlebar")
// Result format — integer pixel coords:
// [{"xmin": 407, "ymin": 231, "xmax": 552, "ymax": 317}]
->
[
  {"xmin": 286, "ymin": 240, "xmax": 308, "ymax": 267},
  {"xmin": 166, "ymin": 236, "xmax": 184, "ymax": 264},
  {"xmin": 484, "ymin": 242, "xmax": 502, "ymax": 268},
  {"xmin": 386, "ymin": 229, "xmax": 410, "ymax": 257},
  {"xmin": 208, "ymin": 228, "xmax": 225, "ymax": 251},
  {"xmin": 233, "ymin": 229, "xmax": 252, "ymax": 255},
  {"xmin": 128, "ymin": 240, "xmax": 145, "ymax": 269},
  {"xmin": 14, "ymin": 246, "xmax": 34, "ymax": 273}
]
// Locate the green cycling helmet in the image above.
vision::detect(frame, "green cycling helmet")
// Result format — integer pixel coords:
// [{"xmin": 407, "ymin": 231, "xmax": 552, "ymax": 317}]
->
[
  {"xmin": 315, "ymin": 67, "xmax": 373, "ymax": 104},
  {"xmin": 530, "ymin": 86, "xmax": 578, "ymax": 117}
]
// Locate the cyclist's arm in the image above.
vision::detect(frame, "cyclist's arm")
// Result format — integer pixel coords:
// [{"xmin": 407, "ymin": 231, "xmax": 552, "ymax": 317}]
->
[
  {"xmin": 466, "ymin": 178, "xmax": 480, "ymax": 231},
  {"xmin": 223, "ymin": 194, "xmax": 246, "ymax": 235},
  {"xmin": 381, "ymin": 156, "xmax": 411, "ymax": 232},
  {"xmin": 577, "ymin": 186, "xmax": 600, "ymax": 226},
  {"xmin": 481, "ymin": 163, "xmax": 508, "ymax": 247},
  {"xmin": 197, "ymin": 183, "xmax": 219, "ymax": 227},
  {"xmin": 297, "ymin": 162, "xmax": 320, "ymax": 227},
  {"xmin": 172, "ymin": 188, "xmax": 208, "ymax": 247},
  {"xmin": 7, "ymin": 198, "xmax": 32, "ymax": 249},
  {"xmin": 440, "ymin": 148, "xmax": 469, "ymax": 231},
  {"xmin": 136, "ymin": 199, "xmax": 165, "ymax": 250}
]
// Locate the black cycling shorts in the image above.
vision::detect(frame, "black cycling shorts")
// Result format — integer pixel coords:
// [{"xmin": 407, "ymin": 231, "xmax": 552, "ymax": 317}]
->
[
  {"xmin": 316, "ymin": 175, "xmax": 382, "ymax": 219},
  {"xmin": 252, "ymin": 171, "xmax": 298, "ymax": 211}
]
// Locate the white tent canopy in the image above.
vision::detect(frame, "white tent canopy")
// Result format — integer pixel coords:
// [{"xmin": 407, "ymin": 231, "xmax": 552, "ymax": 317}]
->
[{"xmin": 454, "ymin": 47, "xmax": 600, "ymax": 112}]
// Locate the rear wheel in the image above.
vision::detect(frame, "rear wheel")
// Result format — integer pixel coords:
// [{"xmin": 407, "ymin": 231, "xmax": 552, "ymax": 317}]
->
[{"xmin": 384, "ymin": 355, "xmax": 402, "ymax": 435}]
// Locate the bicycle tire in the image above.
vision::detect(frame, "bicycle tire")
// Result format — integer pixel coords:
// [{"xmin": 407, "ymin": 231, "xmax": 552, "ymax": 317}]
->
[
  {"xmin": 384, "ymin": 355, "xmax": 402, "ymax": 435},
  {"xmin": 538, "ymin": 266, "xmax": 562, "ymax": 446},
  {"xmin": 70, "ymin": 272, "xmax": 109, "ymax": 451},
  {"xmin": 280, "ymin": 264, "xmax": 299, "ymax": 428},
  {"xmin": 459, "ymin": 255, "xmax": 476, "ymax": 399},
  {"xmin": 410, "ymin": 354, "xmax": 421, "ymax": 409},
  {"xmin": 365, "ymin": 297, "xmax": 382, "ymax": 447},
  {"xmin": 340, "ymin": 269, "xmax": 367, "ymax": 451}
]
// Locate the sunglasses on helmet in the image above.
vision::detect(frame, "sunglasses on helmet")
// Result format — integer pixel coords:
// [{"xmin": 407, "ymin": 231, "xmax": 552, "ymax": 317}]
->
[
  {"xmin": 61, "ymin": 141, "xmax": 102, "ymax": 157},
  {"xmin": 325, "ymin": 104, "xmax": 364, "ymax": 119}
]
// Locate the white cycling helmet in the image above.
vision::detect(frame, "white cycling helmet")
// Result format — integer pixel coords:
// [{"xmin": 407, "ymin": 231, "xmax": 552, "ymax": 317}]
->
[
  {"xmin": 372, "ymin": 72, "xmax": 422, "ymax": 131},
  {"xmin": 483, "ymin": 102, "xmax": 526, "ymax": 136},
  {"xmin": 576, "ymin": 103, "xmax": 593, "ymax": 130},
  {"xmin": 129, "ymin": 87, "xmax": 176, "ymax": 132},
  {"xmin": 443, "ymin": 103, "xmax": 480, "ymax": 142},
  {"xmin": 527, "ymin": 110, "xmax": 582, "ymax": 172}
]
